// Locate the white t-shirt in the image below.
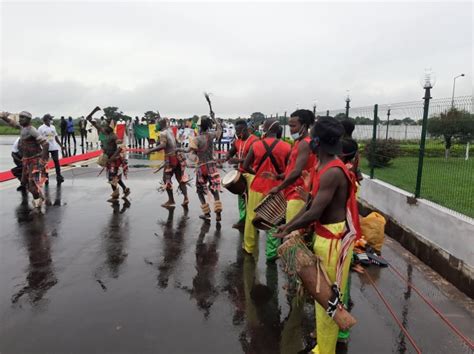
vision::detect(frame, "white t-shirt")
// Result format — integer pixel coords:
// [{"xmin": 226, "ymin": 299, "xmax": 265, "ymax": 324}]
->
[
  {"xmin": 12, "ymin": 137, "xmax": 20, "ymax": 153},
  {"xmin": 38, "ymin": 124, "xmax": 60, "ymax": 151}
]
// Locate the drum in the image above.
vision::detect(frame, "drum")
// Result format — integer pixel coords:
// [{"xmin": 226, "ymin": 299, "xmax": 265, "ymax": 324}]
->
[
  {"xmin": 222, "ymin": 170, "xmax": 247, "ymax": 195},
  {"xmin": 278, "ymin": 231, "xmax": 357, "ymax": 330},
  {"xmin": 253, "ymin": 192, "xmax": 286, "ymax": 230}
]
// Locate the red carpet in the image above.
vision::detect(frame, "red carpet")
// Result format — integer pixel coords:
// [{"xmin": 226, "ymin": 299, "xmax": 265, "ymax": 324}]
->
[{"xmin": 0, "ymin": 150, "xmax": 102, "ymax": 182}]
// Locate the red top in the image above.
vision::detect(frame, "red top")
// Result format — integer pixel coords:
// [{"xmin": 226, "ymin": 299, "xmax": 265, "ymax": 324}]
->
[
  {"xmin": 283, "ymin": 137, "xmax": 317, "ymax": 201},
  {"xmin": 235, "ymin": 134, "xmax": 258, "ymax": 169},
  {"xmin": 250, "ymin": 138, "xmax": 291, "ymax": 194},
  {"xmin": 171, "ymin": 126, "xmax": 178, "ymax": 137},
  {"xmin": 310, "ymin": 158, "xmax": 361, "ymax": 240}
]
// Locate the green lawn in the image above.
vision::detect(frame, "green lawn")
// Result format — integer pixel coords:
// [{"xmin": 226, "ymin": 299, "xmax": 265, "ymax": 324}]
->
[
  {"xmin": 360, "ymin": 156, "xmax": 474, "ymax": 218},
  {"xmin": 0, "ymin": 125, "xmax": 22, "ymax": 135}
]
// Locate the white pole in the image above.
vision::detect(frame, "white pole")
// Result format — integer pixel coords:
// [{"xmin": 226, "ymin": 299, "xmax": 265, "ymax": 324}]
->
[{"xmin": 466, "ymin": 142, "xmax": 470, "ymax": 161}]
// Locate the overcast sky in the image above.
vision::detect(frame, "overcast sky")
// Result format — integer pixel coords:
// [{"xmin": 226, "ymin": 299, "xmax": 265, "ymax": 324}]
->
[{"xmin": 1, "ymin": 1, "xmax": 472, "ymax": 118}]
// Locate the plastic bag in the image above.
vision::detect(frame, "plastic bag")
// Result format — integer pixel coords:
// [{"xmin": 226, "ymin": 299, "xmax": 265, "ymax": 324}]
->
[{"xmin": 360, "ymin": 212, "xmax": 386, "ymax": 253}]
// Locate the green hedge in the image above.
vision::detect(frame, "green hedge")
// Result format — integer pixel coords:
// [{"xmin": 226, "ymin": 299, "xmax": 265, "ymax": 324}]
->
[{"xmin": 358, "ymin": 142, "xmax": 467, "ymax": 158}]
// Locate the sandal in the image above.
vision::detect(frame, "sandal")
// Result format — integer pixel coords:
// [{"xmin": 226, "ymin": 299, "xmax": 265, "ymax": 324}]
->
[{"xmin": 355, "ymin": 252, "xmax": 371, "ymax": 266}]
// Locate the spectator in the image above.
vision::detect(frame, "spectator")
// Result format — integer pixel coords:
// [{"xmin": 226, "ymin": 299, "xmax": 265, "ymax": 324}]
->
[
  {"xmin": 38, "ymin": 114, "xmax": 64, "ymax": 184},
  {"xmin": 60, "ymin": 116, "xmax": 67, "ymax": 146},
  {"xmin": 67, "ymin": 116, "xmax": 76, "ymax": 148},
  {"xmin": 79, "ymin": 116, "xmax": 87, "ymax": 147}
]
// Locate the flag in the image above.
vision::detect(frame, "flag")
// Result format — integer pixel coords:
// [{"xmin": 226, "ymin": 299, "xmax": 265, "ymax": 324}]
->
[
  {"xmin": 148, "ymin": 124, "xmax": 157, "ymax": 141},
  {"xmin": 115, "ymin": 123, "xmax": 126, "ymax": 140},
  {"xmin": 134, "ymin": 124, "xmax": 149, "ymax": 139}
]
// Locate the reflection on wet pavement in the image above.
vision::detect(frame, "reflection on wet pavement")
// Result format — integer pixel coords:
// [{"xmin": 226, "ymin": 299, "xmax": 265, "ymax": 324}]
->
[
  {"xmin": 0, "ymin": 166, "xmax": 473, "ymax": 354},
  {"xmin": 11, "ymin": 191, "xmax": 59, "ymax": 306}
]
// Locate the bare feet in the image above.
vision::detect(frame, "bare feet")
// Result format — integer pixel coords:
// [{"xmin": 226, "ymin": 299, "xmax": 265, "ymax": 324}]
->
[
  {"xmin": 161, "ymin": 201, "xmax": 176, "ymax": 208},
  {"xmin": 232, "ymin": 221, "xmax": 245, "ymax": 231},
  {"xmin": 199, "ymin": 213, "xmax": 211, "ymax": 221},
  {"xmin": 123, "ymin": 187, "xmax": 131, "ymax": 198}
]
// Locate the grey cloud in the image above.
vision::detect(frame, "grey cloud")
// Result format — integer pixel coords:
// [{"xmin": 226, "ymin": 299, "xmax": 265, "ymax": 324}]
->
[{"xmin": 1, "ymin": 2, "xmax": 472, "ymax": 118}]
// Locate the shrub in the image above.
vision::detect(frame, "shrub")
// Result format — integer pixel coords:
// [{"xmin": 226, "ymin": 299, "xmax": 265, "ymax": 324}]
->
[{"xmin": 364, "ymin": 139, "xmax": 400, "ymax": 168}]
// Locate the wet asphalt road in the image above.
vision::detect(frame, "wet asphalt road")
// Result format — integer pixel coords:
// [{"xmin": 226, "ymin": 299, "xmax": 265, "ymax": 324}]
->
[{"xmin": 0, "ymin": 160, "xmax": 473, "ymax": 354}]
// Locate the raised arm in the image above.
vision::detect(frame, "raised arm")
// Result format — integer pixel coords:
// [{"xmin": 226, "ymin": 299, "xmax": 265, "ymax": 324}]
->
[
  {"xmin": 85, "ymin": 106, "xmax": 103, "ymax": 132},
  {"xmin": 0, "ymin": 112, "xmax": 21, "ymax": 129},
  {"xmin": 212, "ymin": 115, "xmax": 223, "ymax": 141}
]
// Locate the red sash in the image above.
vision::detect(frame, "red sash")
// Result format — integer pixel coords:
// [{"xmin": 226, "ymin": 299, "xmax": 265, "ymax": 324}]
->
[
  {"xmin": 284, "ymin": 137, "xmax": 317, "ymax": 201},
  {"xmin": 311, "ymin": 158, "xmax": 361, "ymax": 287},
  {"xmin": 311, "ymin": 159, "xmax": 361, "ymax": 240}
]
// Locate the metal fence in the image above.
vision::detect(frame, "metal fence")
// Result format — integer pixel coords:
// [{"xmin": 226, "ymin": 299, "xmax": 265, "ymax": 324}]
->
[{"xmin": 314, "ymin": 95, "xmax": 473, "ymax": 219}]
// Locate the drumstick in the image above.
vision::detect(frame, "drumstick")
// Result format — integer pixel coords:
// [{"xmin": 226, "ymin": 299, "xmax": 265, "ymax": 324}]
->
[
  {"xmin": 204, "ymin": 92, "xmax": 214, "ymax": 117},
  {"xmin": 85, "ymin": 106, "xmax": 101, "ymax": 120},
  {"xmin": 153, "ymin": 163, "xmax": 165, "ymax": 174}
]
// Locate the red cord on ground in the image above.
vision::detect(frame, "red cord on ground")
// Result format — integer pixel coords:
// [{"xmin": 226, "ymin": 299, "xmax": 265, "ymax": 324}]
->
[
  {"xmin": 365, "ymin": 271, "xmax": 423, "ymax": 354},
  {"xmin": 389, "ymin": 265, "xmax": 474, "ymax": 350}
]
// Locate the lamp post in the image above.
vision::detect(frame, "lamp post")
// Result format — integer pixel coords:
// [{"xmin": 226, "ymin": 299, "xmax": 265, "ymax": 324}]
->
[
  {"xmin": 451, "ymin": 73, "xmax": 465, "ymax": 108},
  {"xmin": 415, "ymin": 69, "xmax": 435, "ymax": 198},
  {"xmin": 345, "ymin": 91, "xmax": 351, "ymax": 119},
  {"xmin": 313, "ymin": 102, "xmax": 317, "ymax": 115},
  {"xmin": 385, "ymin": 105, "xmax": 391, "ymax": 140}
]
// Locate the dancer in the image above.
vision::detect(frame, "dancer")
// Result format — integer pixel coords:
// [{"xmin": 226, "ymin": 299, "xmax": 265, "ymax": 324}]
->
[
  {"xmin": 226, "ymin": 119, "xmax": 259, "ymax": 230},
  {"xmin": 1, "ymin": 111, "xmax": 49, "ymax": 209},
  {"xmin": 242, "ymin": 118, "xmax": 291, "ymax": 260},
  {"xmin": 38, "ymin": 114, "xmax": 65, "ymax": 185},
  {"xmin": 189, "ymin": 104, "xmax": 223, "ymax": 221},
  {"xmin": 145, "ymin": 118, "xmax": 189, "ymax": 208},
  {"xmin": 86, "ymin": 108, "xmax": 130, "ymax": 202},
  {"xmin": 275, "ymin": 116, "xmax": 360, "ymax": 354}
]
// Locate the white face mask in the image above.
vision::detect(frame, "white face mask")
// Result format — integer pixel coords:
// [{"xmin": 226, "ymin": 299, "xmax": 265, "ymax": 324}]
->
[
  {"xmin": 291, "ymin": 127, "xmax": 305, "ymax": 141},
  {"xmin": 291, "ymin": 132, "xmax": 301, "ymax": 140}
]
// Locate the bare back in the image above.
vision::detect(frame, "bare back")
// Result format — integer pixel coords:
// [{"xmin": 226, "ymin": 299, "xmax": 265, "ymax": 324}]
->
[
  {"xmin": 318, "ymin": 167, "xmax": 349, "ymax": 224},
  {"xmin": 163, "ymin": 128, "xmax": 177, "ymax": 155}
]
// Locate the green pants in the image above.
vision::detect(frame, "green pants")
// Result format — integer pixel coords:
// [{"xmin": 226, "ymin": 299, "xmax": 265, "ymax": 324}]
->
[
  {"xmin": 265, "ymin": 227, "xmax": 281, "ymax": 260},
  {"xmin": 338, "ymin": 256, "xmax": 353, "ymax": 341},
  {"xmin": 238, "ymin": 194, "xmax": 246, "ymax": 223},
  {"xmin": 244, "ymin": 189, "xmax": 281, "ymax": 260}
]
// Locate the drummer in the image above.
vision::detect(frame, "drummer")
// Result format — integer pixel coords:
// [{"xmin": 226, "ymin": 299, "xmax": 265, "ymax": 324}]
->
[
  {"xmin": 225, "ymin": 119, "xmax": 259, "ymax": 230},
  {"xmin": 267, "ymin": 109, "xmax": 316, "ymax": 224},
  {"xmin": 242, "ymin": 118, "xmax": 291, "ymax": 261},
  {"xmin": 274, "ymin": 116, "xmax": 361, "ymax": 354}
]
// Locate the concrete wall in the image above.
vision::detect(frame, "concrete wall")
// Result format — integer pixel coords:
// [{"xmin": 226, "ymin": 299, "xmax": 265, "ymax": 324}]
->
[{"xmin": 358, "ymin": 176, "xmax": 474, "ymax": 297}]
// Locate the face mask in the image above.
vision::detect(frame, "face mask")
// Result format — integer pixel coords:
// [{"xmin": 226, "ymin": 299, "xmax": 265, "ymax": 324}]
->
[
  {"xmin": 291, "ymin": 127, "xmax": 305, "ymax": 141},
  {"xmin": 309, "ymin": 136, "xmax": 320, "ymax": 153},
  {"xmin": 291, "ymin": 132, "xmax": 300, "ymax": 140}
]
